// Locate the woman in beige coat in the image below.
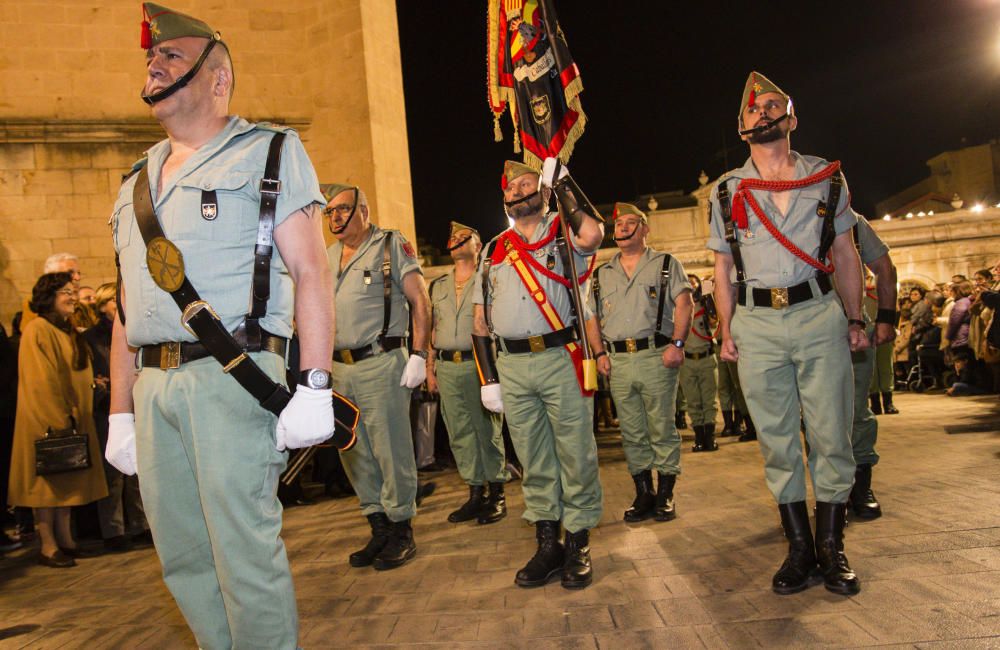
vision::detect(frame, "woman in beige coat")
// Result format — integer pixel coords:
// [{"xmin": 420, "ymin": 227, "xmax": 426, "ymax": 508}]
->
[{"xmin": 8, "ymin": 272, "xmax": 107, "ymax": 567}]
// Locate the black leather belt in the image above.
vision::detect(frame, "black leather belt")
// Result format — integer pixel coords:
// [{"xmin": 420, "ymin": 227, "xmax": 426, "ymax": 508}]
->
[
  {"xmin": 608, "ymin": 333, "xmax": 669, "ymax": 354},
  {"xmin": 141, "ymin": 330, "xmax": 287, "ymax": 370},
  {"xmin": 436, "ymin": 348, "xmax": 474, "ymax": 363},
  {"xmin": 685, "ymin": 349, "xmax": 713, "ymax": 360},
  {"xmin": 497, "ymin": 326, "xmax": 576, "ymax": 354},
  {"xmin": 738, "ymin": 274, "xmax": 832, "ymax": 309},
  {"xmin": 333, "ymin": 336, "xmax": 405, "ymax": 365}
]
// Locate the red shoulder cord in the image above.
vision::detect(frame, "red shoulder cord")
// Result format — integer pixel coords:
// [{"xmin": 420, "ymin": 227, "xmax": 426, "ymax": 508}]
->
[
  {"xmin": 731, "ymin": 161, "xmax": 841, "ymax": 274},
  {"xmin": 492, "ymin": 217, "xmax": 595, "ymax": 286},
  {"xmin": 690, "ymin": 308, "xmax": 718, "ymax": 341}
]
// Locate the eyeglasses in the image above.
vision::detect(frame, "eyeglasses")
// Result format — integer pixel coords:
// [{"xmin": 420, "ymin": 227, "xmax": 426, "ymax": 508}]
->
[
  {"xmin": 323, "ymin": 204, "xmax": 355, "ymax": 218},
  {"xmin": 56, "ymin": 289, "xmax": 77, "ymax": 297}
]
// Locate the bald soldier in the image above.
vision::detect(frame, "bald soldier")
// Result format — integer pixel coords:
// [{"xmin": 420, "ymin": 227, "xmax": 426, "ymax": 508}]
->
[
  {"xmin": 590, "ymin": 202, "xmax": 692, "ymax": 523},
  {"xmin": 427, "ymin": 222, "xmax": 509, "ymax": 524},
  {"xmin": 846, "ymin": 216, "xmax": 897, "ymax": 519},
  {"xmin": 473, "ymin": 159, "xmax": 605, "ymax": 589},
  {"xmin": 710, "ymin": 72, "xmax": 869, "ymax": 596},
  {"xmin": 324, "ymin": 183, "xmax": 431, "ymax": 571},
  {"xmin": 107, "ymin": 5, "xmax": 340, "ymax": 647}
]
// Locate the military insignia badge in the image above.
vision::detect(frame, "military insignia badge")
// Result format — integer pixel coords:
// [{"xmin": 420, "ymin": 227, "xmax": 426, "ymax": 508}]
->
[
  {"xmin": 146, "ymin": 236, "xmax": 185, "ymax": 292},
  {"xmin": 648, "ymin": 286, "xmax": 657, "ymax": 299},
  {"xmin": 201, "ymin": 202, "xmax": 217, "ymax": 220},
  {"xmin": 530, "ymin": 95, "xmax": 551, "ymax": 125},
  {"xmin": 402, "ymin": 241, "xmax": 417, "ymax": 259}
]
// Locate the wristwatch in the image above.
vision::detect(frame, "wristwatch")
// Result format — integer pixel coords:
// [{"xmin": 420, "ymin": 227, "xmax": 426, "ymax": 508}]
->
[
  {"xmin": 670, "ymin": 339, "xmax": 685, "ymax": 349},
  {"xmin": 300, "ymin": 368, "xmax": 332, "ymax": 390}
]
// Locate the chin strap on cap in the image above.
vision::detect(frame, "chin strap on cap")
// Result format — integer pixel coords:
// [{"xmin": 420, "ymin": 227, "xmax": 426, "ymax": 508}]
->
[{"xmin": 141, "ymin": 36, "xmax": 220, "ymax": 106}]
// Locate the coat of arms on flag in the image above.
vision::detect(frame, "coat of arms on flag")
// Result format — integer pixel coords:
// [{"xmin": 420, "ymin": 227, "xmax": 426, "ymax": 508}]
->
[{"xmin": 487, "ymin": 0, "xmax": 586, "ymax": 170}]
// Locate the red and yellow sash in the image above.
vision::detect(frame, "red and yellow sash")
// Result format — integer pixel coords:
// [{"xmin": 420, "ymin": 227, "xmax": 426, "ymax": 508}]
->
[{"xmin": 499, "ymin": 226, "xmax": 595, "ymax": 396}]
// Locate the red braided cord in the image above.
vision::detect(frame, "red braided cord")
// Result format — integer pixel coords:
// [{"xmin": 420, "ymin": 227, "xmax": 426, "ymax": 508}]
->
[{"xmin": 732, "ymin": 161, "xmax": 841, "ymax": 274}]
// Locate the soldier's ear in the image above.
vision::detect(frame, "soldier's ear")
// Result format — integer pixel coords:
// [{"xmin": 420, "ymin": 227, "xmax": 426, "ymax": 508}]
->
[{"xmin": 213, "ymin": 68, "xmax": 232, "ymax": 98}]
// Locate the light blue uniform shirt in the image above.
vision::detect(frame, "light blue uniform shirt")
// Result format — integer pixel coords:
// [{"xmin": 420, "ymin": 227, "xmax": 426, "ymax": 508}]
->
[
  {"xmin": 112, "ymin": 117, "xmax": 325, "ymax": 347},
  {"xmin": 328, "ymin": 225, "xmax": 422, "ymax": 350},
  {"xmin": 589, "ymin": 248, "xmax": 691, "ymax": 341},
  {"xmin": 707, "ymin": 152, "xmax": 857, "ymax": 288},
  {"xmin": 430, "ymin": 269, "xmax": 476, "ymax": 351},
  {"xmin": 473, "ymin": 212, "xmax": 596, "ymax": 339}
]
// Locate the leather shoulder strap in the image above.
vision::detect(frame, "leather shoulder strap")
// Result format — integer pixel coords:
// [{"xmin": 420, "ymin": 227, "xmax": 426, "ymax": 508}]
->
[
  {"xmin": 481, "ymin": 239, "xmax": 499, "ymax": 333},
  {"xmin": 247, "ymin": 131, "xmax": 286, "ymax": 325},
  {"xmin": 379, "ymin": 231, "xmax": 394, "ymax": 344},
  {"xmin": 655, "ymin": 253, "xmax": 673, "ymax": 334},
  {"xmin": 817, "ymin": 172, "xmax": 844, "ymax": 263},
  {"xmin": 717, "ymin": 180, "xmax": 746, "ymax": 285},
  {"xmin": 592, "ymin": 263, "xmax": 605, "ymax": 321}
]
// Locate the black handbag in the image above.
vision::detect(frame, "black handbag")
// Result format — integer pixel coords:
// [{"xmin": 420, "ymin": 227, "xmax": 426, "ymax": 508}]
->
[{"xmin": 35, "ymin": 416, "xmax": 91, "ymax": 476}]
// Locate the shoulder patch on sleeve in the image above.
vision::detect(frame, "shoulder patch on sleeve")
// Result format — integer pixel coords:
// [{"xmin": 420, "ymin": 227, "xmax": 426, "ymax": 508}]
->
[{"xmin": 401, "ymin": 241, "xmax": 417, "ymax": 259}]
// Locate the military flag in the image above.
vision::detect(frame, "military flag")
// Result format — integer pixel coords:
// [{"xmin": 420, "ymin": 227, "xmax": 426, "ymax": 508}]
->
[{"xmin": 487, "ymin": 0, "xmax": 586, "ymax": 170}]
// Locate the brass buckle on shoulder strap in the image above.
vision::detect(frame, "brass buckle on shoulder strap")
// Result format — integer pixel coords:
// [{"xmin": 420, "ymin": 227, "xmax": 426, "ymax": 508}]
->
[
  {"xmin": 180, "ymin": 300, "xmax": 220, "ymax": 336},
  {"xmin": 770, "ymin": 287, "xmax": 789, "ymax": 309},
  {"xmin": 625, "ymin": 338, "xmax": 638, "ymax": 353},
  {"xmin": 528, "ymin": 335, "xmax": 546, "ymax": 353},
  {"xmin": 160, "ymin": 342, "xmax": 181, "ymax": 370}
]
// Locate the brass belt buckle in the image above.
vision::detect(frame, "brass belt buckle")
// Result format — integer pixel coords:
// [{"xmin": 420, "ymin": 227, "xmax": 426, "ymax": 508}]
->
[
  {"xmin": 625, "ymin": 338, "xmax": 638, "ymax": 353},
  {"xmin": 339, "ymin": 349, "xmax": 354, "ymax": 365},
  {"xmin": 528, "ymin": 335, "xmax": 545, "ymax": 353},
  {"xmin": 452, "ymin": 350, "xmax": 463, "ymax": 364},
  {"xmin": 160, "ymin": 342, "xmax": 181, "ymax": 370},
  {"xmin": 770, "ymin": 287, "xmax": 789, "ymax": 309}
]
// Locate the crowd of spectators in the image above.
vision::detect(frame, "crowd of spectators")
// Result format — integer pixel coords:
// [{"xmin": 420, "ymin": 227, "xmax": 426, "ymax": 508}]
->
[{"xmin": 895, "ymin": 263, "xmax": 1000, "ymax": 397}]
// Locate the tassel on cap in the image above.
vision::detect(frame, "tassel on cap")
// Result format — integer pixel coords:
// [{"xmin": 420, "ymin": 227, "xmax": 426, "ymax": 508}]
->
[{"xmin": 140, "ymin": 5, "xmax": 152, "ymax": 49}]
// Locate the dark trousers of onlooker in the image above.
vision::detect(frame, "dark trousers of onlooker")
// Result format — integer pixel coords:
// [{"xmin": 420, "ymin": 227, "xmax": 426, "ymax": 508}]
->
[{"xmin": 97, "ymin": 416, "xmax": 148, "ymax": 539}]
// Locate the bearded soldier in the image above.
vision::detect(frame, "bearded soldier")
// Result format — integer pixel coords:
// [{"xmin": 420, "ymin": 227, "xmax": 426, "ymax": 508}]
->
[{"xmin": 710, "ymin": 72, "xmax": 869, "ymax": 596}]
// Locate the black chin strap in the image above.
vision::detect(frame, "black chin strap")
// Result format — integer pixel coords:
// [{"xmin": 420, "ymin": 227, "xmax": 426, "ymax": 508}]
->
[
  {"xmin": 446, "ymin": 235, "xmax": 472, "ymax": 252},
  {"xmin": 330, "ymin": 188, "xmax": 360, "ymax": 235},
  {"xmin": 504, "ymin": 190, "xmax": 540, "ymax": 209},
  {"xmin": 613, "ymin": 225, "xmax": 640, "ymax": 242},
  {"xmin": 738, "ymin": 112, "xmax": 789, "ymax": 136},
  {"xmin": 141, "ymin": 38, "xmax": 219, "ymax": 106}
]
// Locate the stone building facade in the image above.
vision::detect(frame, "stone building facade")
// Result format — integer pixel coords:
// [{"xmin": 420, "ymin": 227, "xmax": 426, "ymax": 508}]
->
[{"xmin": 0, "ymin": 0, "xmax": 414, "ymax": 328}]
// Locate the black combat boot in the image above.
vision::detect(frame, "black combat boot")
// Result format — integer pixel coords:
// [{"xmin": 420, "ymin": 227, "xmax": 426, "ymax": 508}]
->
[
  {"xmin": 373, "ymin": 519, "xmax": 417, "ymax": 570},
  {"xmin": 623, "ymin": 471, "xmax": 655, "ymax": 522},
  {"xmin": 772, "ymin": 501, "xmax": 818, "ymax": 594},
  {"xmin": 814, "ymin": 502, "xmax": 860, "ymax": 595},
  {"xmin": 690, "ymin": 424, "xmax": 703, "ymax": 451},
  {"xmin": 654, "ymin": 472, "xmax": 677, "ymax": 521},
  {"xmin": 848, "ymin": 464, "xmax": 882, "ymax": 519},
  {"xmin": 477, "ymin": 482, "xmax": 507, "ymax": 524},
  {"xmin": 702, "ymin": 423, "xmax": 719, "ymax": 452},
  {"xmin": 869, "ymin": 394, "xmax": 882, "ymax": 415},
  {"xmin": 720, "ymin": 409, "xmax": 737, "ymax": 437},
  {"xmin": 562, "ymin": 529, "xmax": 593, "ymax": 589},
  {"xmin": 448, "ymin": 485, "xmax": 486, "ymax": 523},
  {"xmin": 515, "ymin": 521, "xmax": 564, "ymax": 587},
  {"xmin": 349, "ymin": 512, "xmax": 391, "ymax": 567},
  {"xmin": 675, "ymin": 410, "xmax": 687, "ymax": 430},
  {"xmin": 738, "ymin": 414, "xmax": 757, "ymax": 442},
  {"xmin": 881, "ymin": 392, "xmax": 899, "ymax": 414}
]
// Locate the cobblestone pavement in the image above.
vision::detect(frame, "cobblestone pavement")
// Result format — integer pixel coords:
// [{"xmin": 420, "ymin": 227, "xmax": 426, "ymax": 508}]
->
[{"xmin": 2, "ymin": 392, "xmax": 999, "ymax": 649}]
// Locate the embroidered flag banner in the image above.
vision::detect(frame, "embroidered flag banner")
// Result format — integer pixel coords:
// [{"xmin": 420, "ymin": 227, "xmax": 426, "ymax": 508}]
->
[{"xmin": 487, "ymin": 0, "xmax": 586, "ymax": 170}]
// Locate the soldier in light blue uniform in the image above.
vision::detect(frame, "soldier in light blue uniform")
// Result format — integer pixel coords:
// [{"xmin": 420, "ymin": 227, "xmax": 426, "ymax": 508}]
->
[
  {"xmin": 107, "ymin": 5, "xmax": 336, "ymax": 648},
  {"xmin": 427, "ymin": 222, "xmax": 508, "ymax": 525},
  {"xmin": 473, "ymin": 159, "xmax": 605, "ymax": 590},
  {"xmin": 590, "ymin": 202, "xmax": 691, "ymax": 524},
  {"xmin": 324, "ymin": 183, "xmax": 431, "ymax": 572},
  {"xmin": 846, "ymin": 217, "xmax": 897, "ymax": 519},
  {"xmin": 710, "ymin": 72, "xmax": 869, "ymax": 597}
]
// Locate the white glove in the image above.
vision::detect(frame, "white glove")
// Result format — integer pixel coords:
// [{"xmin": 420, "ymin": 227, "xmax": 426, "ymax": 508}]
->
[
  {"xmin": 481, "ymin": 383, "xmax": 504, "ymax": 413},
  {"xmin": 540, "ymin": 157, "xmax": 569, "ymax": 189},
  {"xmin": 275, "ymin": 386, "xmax": 335, "ymax": 451},
  {"xmin": 106, "ymin": 413, "xmax": 137, "ymax": 476},
  {"xmin": 400, "ymin": 354, "xmax": 427, "ymax": 389}
]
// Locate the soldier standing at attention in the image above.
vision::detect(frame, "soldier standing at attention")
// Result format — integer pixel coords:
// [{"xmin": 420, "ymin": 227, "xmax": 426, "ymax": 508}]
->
[
  {"xmin": 680, "ymin": 273, "xmax": 720, "ymax": 452},
  {"xmin": 324, "ymin": 183, "xmax": 431, "ymax": 571},
  {"xmin": 591, "ymin": 202, "xmax": 692, "ymax": 523},
  {"xmin": 710, "ymin": 72, "xmax": 869, "ymax": 596},
  {"xmin": 107, "ymin": 5, "xmax": 338, "ymax": 647},
  {"xmin": 847, "ymin": 217, "xmax": 897, "ymax": 519},
  {"xmin": 427, "ymin": 222, "xmax": 509, "ymax": 525},
  {"xmin": 473, "ymin": 159, "xmax": 605, "ymax": 589}
]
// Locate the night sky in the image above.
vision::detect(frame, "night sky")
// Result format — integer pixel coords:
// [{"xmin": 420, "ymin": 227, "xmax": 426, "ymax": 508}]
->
[{"xmin": 397, "ymin": 1, "xmax": 1000, "ymax": 249}]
